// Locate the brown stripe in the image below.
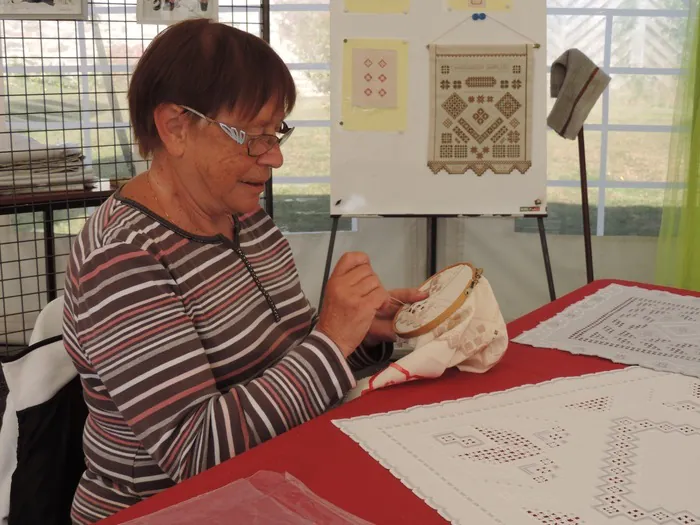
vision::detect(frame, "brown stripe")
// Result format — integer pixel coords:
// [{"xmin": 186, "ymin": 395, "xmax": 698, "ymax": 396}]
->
[{"xmin": 561, "ymin": 67, "xmax": 601, "ymax": 136}]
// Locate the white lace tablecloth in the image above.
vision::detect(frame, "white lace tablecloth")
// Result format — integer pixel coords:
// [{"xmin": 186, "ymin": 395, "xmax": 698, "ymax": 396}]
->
[
  {"xmin": 512, "ymin": 283, "xmax": 700, "ymax": 376},
  {"xmin": 333, "ymin": 367, "xmax": 700, "ymax": 524}
]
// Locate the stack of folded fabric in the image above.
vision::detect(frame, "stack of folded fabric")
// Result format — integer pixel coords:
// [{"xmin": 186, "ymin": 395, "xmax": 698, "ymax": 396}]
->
[{"xmin": 0, "ymin": 133, "xmax": 96, "ymax": 195}]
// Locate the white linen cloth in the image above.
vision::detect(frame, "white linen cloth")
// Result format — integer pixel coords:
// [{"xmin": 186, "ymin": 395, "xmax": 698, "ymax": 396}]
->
[
  {"xmin": 345, "ymin": 274, "xmax": 508, "ymax": 401},
  {"xmin": 335, "ymin": 367, "xmax": 700, "ymax": 524},
  {"xmin": 513, "ymin": 283, "xmax": 700, "ymax": 377}
]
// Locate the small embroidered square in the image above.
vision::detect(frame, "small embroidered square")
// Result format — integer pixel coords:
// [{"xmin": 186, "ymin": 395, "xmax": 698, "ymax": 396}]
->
[{"xmin": 351, "ymin": 48, "xmax": 398, "ymax": 109}]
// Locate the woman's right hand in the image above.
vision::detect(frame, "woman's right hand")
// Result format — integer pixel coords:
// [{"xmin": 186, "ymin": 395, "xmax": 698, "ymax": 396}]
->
[{"xmin": 315, "ymin": 252, "xmax": 390, "ymax": 357}]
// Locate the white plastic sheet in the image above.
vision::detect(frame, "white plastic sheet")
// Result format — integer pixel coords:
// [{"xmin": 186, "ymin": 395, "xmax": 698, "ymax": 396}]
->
[{"xmin": 124, "ymin": 471, "xmax": 374, "ymax": 525}]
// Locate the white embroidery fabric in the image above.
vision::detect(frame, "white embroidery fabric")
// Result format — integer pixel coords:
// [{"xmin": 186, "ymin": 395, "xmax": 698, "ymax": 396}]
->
[
  {"xmin": 513, "ymin": 283, "xmax": 700, "ymax": 377},
  {"xmin": 345, "ymin": 274, "xmax": 508, "ymax": 402},
  {"xmin": 334, "ymin": 367, "xmax": 700, "ymax": 524}
]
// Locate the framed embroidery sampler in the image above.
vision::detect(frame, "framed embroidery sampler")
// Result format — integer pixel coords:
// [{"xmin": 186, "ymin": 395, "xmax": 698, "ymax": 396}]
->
[
  {"xmin": 428, "ymin": 44, "xmax": 534, "ymax": 176},
  {"xmin": 329, "ymin": 0, "xmax": 547, "ymax": 217}
]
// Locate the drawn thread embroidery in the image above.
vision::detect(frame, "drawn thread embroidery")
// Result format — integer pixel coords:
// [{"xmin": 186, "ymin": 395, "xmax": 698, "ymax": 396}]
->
[{"xmin": 428, "ymin": 44, "xmax": 534, "ymax": 176}]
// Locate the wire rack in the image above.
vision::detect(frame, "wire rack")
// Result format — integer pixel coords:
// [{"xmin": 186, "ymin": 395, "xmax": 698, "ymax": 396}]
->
[{"xmin": 0, "ymin": 0, "xmax": 266, "ymax": 351}]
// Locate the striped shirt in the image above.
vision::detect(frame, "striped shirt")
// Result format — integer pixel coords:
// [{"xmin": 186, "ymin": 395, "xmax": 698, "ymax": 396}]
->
[{"xmin": 62, "ymin": 193, "xmax": 390, "ymax": 524}]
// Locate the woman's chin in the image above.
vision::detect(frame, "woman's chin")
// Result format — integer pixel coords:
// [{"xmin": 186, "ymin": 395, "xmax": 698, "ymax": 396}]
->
[{"xmin": 227, "ymin": 195, "xmax": 264, "ymax": 215}]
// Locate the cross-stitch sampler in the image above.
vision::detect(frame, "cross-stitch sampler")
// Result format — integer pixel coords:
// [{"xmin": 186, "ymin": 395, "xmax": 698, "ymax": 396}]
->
[
  {"xmin": 334, "ymin": 367, "xmax": 700, "ymax": 524},
  {"xmin": 329, "ymin": 0, "xmax": 547, "ymax": 217}
]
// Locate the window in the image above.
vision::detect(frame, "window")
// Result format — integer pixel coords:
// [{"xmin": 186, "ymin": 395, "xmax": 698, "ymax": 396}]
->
[
  {"xmin": 522, "ymin": 0, "xmax": 688, "ymax": 236},
  {"xmin": 268, "ymin": 0, "xmax": 351, "ymax": 233},
  {"xmin": 270, "ymin": 0, "xmax": 689, "ymax": 236}
]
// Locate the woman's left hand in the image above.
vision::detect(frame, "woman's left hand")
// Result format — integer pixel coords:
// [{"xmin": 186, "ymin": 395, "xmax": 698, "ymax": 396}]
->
[{"xmin": 363, "ymin": 288, "xmax": 429, "ymax": 348}]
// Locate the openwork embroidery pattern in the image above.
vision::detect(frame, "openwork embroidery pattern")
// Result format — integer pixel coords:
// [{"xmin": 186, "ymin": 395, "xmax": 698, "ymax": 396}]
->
[
  {"xmin": 394, "ymin": 264, "xmax": 478, "ymax": 333},
  {"xmin": 334, "ymin": 367, "xmax": 700, "ymax": 524},
  {"xmin": 513, "ymin": 284, "xmax": 700, "ymax": 378},
  {"xmin": 428, "ymin": 44, "xmax": 534, "ymax": 176}
]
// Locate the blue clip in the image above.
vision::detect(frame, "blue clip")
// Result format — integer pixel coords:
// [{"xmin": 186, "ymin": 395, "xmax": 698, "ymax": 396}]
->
[{"xmin": 472, "ymin": 12, "xmax": 487, "ymax": 20}]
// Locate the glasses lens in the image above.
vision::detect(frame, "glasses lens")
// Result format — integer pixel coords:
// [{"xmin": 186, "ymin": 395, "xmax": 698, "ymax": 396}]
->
[{"xmin": 248, "ymin": 136, "xmax": 277, "ymax": 156}]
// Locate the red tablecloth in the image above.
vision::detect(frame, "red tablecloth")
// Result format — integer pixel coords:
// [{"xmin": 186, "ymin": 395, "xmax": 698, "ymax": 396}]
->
[{"xmin": 102, "ymin": 279, "xmax": 698, "ymax": 525}]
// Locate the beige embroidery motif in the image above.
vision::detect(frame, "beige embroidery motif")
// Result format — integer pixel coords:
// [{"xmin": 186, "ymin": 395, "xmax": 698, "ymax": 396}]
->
[
  {"xmin": 395, "ymin": 265, "xmax": 472, "ymax": 333},
  {"xmin": 428, "ymin": 44, "xmax": 534, "ymax": 176}
]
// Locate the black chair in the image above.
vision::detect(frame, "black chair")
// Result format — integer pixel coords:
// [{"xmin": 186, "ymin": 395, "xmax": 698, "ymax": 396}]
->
[{"xmin": 0, "ymin": 297, "xmax": 88, "ymax": 525}]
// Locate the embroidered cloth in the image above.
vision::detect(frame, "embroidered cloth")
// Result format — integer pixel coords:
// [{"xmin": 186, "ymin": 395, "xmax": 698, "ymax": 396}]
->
[
  {"xmin": 351, "ymin": 47, "xmax": 399, "ymax": 109},
  {"xmin": 428, "ymin": 44, "xmax": 534, "ymax": 176},
  {"xmin": 513, "ymin": 284, "xmax": 700, "ymax": 377},
  {"xmin": 344, "ymin": 269, "xmax": 508, "ymax": 402},
  {"xmin": 334, "ymin": 367, "xmax": 700, "ymax": 524}
]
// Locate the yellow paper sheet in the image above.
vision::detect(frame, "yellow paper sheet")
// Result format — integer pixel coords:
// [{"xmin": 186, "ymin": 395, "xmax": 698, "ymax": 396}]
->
[
  {"xmin": 448, "ymin": 0, "xmax": 512, "ymax": 11},
  {"xmin": 344, "ymin": 0, "xmax": 410, "ymax": 13},
  {"xmin": 341, "ymin": 39, "xmax": 408, "ymax": 132}
]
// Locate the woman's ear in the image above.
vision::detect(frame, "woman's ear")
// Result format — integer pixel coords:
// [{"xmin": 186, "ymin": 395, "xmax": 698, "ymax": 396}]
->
[{"xmin": 153, "ymin": 103, "xmax": 191, "ymax": 157}]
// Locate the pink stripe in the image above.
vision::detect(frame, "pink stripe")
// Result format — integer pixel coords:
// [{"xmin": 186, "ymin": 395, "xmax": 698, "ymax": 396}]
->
[
  {"xmin": 89, "ymin": 412, "xmax": 124, "ymax": 425},
  {"xmin": 77, "ymin": 488, "xmax": 124, "ymax": 513},
  {"xmin": 181, "ymin": 246, "xmax": 291, "ymax": 307},
  {"xmin": 129, "ymin": 378, "xmax": 216, "ymax": 426},
  {"xmin": 192, "ymin": 282, "xmax": 258, "ymax": 322},
  {"xmin": 182, "ymin": 266, "xmax": 245, "ymax": 305},
  {"xmin": 80, "ymin": 296, "xmax": 179, "ymax": 344},
  {"xmin": 245, "ymin": 241, "xmax": 287, "ymax": 264},
  {"xmin": 88, "ymin": 417, "xmax": 135, "ymax": 447},
  {"xmin": 218, "ymin": 320, "xmax": 311, "ymax": 381},
  {"xmin": 162, "ymin": 406, "xmax": 202, "ymax": 474},
  {"xmin": 154, "ymin": 238, "xmax": 189, "ymax": 260},
  {"xmin": 277, "ymin": 364, "xmax": 315, "ymax": 417},
  {"xmin": 105, "ymin": 205, "xmax": 130, "ymax": 228},
  {"xmin": 83, "ymin": 386, "xmax": 110, "ymax": 402},
  {"xmin": 91, "ymin": 317, "xmax": 190, "ymax": 364},
  {"xmin": 231, "ymin": 389, "xmax": 250, "ymax": 451},
  {"xmin": 79, "ymin": 251, "xmax": 148, "ymax": 285},
  {"xmin": 257, "ymin": 376, "xmax": 293, "ymax": 427}
]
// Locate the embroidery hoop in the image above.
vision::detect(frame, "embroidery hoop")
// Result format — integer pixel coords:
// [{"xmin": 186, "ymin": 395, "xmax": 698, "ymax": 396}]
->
[{"xmin": 392, "ymin": 262, "xmax": 483, "ymax": 339}]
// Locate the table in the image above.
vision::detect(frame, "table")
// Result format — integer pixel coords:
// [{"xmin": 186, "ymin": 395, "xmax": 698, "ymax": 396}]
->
[{"xmin": 102, "ymin": 279, "xmax": 699, "ymax": 525}]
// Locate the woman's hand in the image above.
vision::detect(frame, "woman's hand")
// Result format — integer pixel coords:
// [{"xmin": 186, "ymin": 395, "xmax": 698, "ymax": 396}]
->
[
  {"xmin": 362, "ymin": 288, "xmax": 429, "ymax": 348},
  {"xmin": 315, "ymin": 252, "xmax": 390, "ymax": 357}
]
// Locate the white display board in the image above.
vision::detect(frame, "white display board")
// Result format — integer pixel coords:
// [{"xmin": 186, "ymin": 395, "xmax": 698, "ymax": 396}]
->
[{"xmin": 330, "ymin": 0, "xmax": 547, "ymax": 217}]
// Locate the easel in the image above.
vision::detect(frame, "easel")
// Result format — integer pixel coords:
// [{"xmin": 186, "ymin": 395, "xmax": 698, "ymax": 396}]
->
[
  {"xmin": 319, "ymin": 213, "xmax": 556, "ymax": 308},
  {"xmin": 318, "ymin": 127, "xmax": 596, "ymax": 306},
  {"xmin": 578, "ymin": 128, "xmax": 595, "ymax": 283}
]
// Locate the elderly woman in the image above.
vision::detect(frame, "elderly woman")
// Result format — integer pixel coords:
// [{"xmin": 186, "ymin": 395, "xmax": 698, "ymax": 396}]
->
[{"xmin": 62, "ymin": 18, "xmax": 424, "ymax": 524}]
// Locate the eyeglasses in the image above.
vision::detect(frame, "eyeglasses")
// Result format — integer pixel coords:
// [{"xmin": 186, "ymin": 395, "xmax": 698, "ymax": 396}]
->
[{"xmin": 180, "ymin": 105, "xmax": 295, "ymax": 157}]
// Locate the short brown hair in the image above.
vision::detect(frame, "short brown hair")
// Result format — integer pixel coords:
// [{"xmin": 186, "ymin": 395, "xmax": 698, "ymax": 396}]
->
[{"xmin": 128, "ymin": 19, "xmax": 297, "ymax": 158}]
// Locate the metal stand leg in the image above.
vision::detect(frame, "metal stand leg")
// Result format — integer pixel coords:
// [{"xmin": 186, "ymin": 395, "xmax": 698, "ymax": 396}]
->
[
  {"xmin": 427, "ymin": 217, "xmax": 438, "ymax": 278},
  {"xmin": 319, "ymin": 216, "xmax": 340, "ymax": 308},
  {"xmin": 537, "ymin": 216, "xmax": 556, "ymax": 302},
  {"xmin": 578, "ymin": 129, "xmax": 595, "ymax": 283},
  {"xmin": 43, "ymin": 205, "xmax": 57, "ymax": 302}
]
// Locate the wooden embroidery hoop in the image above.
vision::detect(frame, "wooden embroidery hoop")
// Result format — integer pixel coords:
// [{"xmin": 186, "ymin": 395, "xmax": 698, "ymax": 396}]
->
[{"xmin": 392, "ymin": 262, "xmax": 483, "ymax": 339}]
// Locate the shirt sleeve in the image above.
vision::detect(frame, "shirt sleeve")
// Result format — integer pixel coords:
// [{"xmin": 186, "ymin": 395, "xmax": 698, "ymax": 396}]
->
[
  {"xmin": 308, "ymin": 304, "xmax": 394, "ymax": 371},
  {"xmin": 69, "ymin": 241, "xmax": 356, "ymax": 483}
]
